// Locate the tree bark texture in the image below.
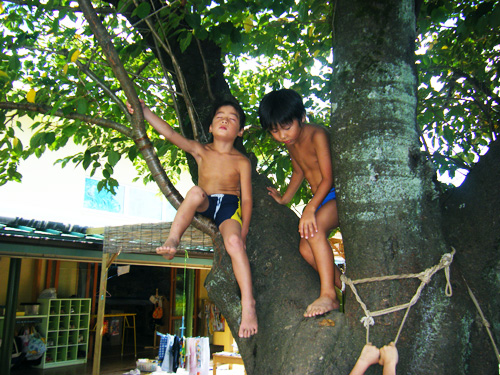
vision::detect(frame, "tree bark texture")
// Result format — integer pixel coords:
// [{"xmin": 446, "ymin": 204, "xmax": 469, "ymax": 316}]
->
[
  {"xmin": 330, "ymin": 1, "xmax": 477, "ymax": 374},
  {"xmin": 441, "ymin": 138, "xmax": 500, "ymax": 374}
]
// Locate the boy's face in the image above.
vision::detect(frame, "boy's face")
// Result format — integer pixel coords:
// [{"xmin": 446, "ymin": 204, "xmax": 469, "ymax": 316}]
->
[
  {"xmin": 269, "ymin": 119, "xmax": 302, "ymax": 146},
  {"xmin": 209, "ymin": 105, "xmax": 244, "ymax": 140}
]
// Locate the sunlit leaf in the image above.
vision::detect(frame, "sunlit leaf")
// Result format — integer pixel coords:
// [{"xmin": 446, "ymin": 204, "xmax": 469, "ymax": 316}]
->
[
  {"xmin": 70, "ymin": 49, "xmax": 80, "ymax": 62},
  {"xmin": 27, "ymin": 88, "xmax": 36, "ymax": 103},
  {"xmin": 243, "ymin": 16, "xmax": 254, "ymax": 33}
]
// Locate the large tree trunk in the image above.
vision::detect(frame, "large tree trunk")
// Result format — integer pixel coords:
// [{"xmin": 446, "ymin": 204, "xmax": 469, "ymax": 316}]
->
[{"xmin": 330, "ymin": 1, "xmax": 479, "ymax": 374}]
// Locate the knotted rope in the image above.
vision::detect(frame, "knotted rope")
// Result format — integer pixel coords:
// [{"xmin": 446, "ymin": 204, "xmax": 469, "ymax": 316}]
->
[{"xmin": 341, "ymin": 249, "xmax": 455, "ymax": 345}]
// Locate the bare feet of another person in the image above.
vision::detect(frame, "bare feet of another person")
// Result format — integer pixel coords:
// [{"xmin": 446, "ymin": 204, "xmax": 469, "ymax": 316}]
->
[
  {"xmin": 304, "ymin": 295, "xmax": 339, "ymax": 317},
  {"xmin": 155, "ymin": 237, "xmax": 179, "ymax": 260},
  {"xmin": 238, "ymin": 300, "xmax": 258, "ymax": 338}
]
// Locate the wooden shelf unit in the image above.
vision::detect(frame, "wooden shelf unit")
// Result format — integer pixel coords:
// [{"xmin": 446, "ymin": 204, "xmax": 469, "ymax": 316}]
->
[{"xmin": 37, "ymin": 298, "xmax": 91, "ymax": 368}]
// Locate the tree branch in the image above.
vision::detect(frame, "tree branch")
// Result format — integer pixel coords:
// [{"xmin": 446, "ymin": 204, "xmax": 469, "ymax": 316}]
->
[
  {"xmin": 76, "ymin": 0, "xmax": 217, "ymax": 237},
  {"xmin": 0, "ymin": 101, "xmax": 133, "ymax": 137}
]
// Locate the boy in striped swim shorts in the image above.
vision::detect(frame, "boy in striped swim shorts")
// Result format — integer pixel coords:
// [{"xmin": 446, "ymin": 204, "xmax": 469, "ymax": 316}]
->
[{"xmin": 127, "ymin": 98, "xmax": 257, "ymax": 338}]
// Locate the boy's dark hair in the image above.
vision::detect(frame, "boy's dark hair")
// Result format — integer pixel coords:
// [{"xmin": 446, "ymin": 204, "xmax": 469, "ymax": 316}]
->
[
  {"xmin": 258, "ymin": 89, "xmax": 306, "ymax": 131},
  {"xmin": 211, "ymin": 99, "xmax": 246, "ymax": 130}
]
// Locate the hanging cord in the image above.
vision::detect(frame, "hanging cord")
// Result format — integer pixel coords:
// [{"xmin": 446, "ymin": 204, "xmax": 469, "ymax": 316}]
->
[
  {"xmin": 463, "ymin": 277, "xmax": 500, "ymax": 364},
  {"xmin": 179, "ymin": 249, "xmax": 189, "ymax": 338},
  {"xmin": 341, "ymin": 249, "xmax": 455, "ymax": 345}
]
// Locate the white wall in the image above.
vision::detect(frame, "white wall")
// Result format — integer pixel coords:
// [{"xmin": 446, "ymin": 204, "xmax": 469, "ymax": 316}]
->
[{"xmin": 0, "ymin": 116, "xmax": 194, "ymax": 227}]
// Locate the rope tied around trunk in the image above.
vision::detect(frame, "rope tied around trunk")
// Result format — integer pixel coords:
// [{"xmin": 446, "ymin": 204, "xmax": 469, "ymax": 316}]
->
[{"xmin": 341, "ymin": 249, "xmax": 455, "ymax": 345}]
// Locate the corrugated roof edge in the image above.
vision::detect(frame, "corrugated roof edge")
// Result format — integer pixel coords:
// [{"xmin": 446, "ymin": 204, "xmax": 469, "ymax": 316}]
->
[{"xmin": 0, "ymin": 216, "xmax": 103, "ymax": 244}]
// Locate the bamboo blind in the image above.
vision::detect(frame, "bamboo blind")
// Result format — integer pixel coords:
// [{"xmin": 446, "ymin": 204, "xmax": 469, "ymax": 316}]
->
[{"xmin": 103, "ymin": 222, "xmax": 213, "ymax": 254}]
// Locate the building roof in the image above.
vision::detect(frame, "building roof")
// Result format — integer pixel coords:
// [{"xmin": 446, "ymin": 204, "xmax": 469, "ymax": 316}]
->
[
  {"xmin": 0, "ymin": 216, "xmax": 214, "ymax": 269},
  {"xmin": 0, "ymin": 216, "xmax": 103, "ymax": 244}
]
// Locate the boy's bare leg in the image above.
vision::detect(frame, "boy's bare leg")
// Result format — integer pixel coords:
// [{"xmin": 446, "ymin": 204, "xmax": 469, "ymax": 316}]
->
[
  {"xmin": 157, "ymin": 186, "xmax": 209, "ymax": 260},
  {"xmin": 303, "ymin": 200, "xmax": 340, "ymax": 317},
  {"xmin": 300, "ymin": 241, "xmax": 343, "ymax": 290},
  {"xmin": 219, "ymin": 219, "xmax": 258, "ymax": 338}
]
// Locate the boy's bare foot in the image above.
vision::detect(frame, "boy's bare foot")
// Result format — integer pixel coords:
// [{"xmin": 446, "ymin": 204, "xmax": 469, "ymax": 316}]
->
[
  {"xmin": 239, "ymin": 300, "xmax": 258, "ymax": 338},
  {"xmin": 156, "ymin": 238, "xmax": 179, "ymax": 260},
  {"xmin": 304, "ymin": 295, "xmax": 339, "ymax": 317}
]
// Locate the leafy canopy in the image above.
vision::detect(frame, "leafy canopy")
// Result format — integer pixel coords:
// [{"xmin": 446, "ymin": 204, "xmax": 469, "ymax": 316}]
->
[{"xmin": 0, "ymin": 0, "xmax": 497, "ymax": 202}]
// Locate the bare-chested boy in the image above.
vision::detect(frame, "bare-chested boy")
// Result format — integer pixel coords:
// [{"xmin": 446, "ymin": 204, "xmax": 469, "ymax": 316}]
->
[
  {"xmin": 259, "ymin": 89, "xmax": 342, "ymax": 317},
  {"xmin": 127, "ymin": 99, "xmax": 257, "ymax": 338}
]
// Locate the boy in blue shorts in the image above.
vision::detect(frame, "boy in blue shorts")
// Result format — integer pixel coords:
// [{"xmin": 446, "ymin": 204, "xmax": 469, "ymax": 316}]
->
[
  {"xmin": 259, "ymin": 89, "xmax": 342, "ymax": 317},
  {"xmin": 127, "ymin": 99, "xmax": 257, "ymax": 338}
]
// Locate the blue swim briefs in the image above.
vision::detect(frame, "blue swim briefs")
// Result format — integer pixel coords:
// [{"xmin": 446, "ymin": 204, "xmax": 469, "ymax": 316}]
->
[
  {"xmin": 199, "ymin": 194, "xmax": 242, "ymax": 228},
  {"xmin": 317, "ymin": 187, "xmax": 336, "ymax": 211}
]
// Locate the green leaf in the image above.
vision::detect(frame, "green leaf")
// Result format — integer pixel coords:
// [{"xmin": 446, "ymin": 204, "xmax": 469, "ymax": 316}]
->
[
  {"xmin": 194, "ymin": 28, "xmax": 208, "ymax": 40},
  {"xmin": 83, "ymin": 150, "xmax": 92, "ymax": 170},
  {"xmin": 210, "ymin": 6, "xmax": 225, "ymax": 17},
  {"xmin": 170, "ymin": 148, "xmax": 178, "ymax": 162},
  {"xmin": 134, "ymin": 2, "xmax": 151, "ymax": 19},
  {"xmin": 107, "ymin": 150, "xmax": 121, "ymax": 166},
  {"xmin": 128, "ymin": 146, "xmax": 138, "ymax": 162},
  {"xmin": 185, "ymin": 13, "xmax": 201, "ymax": 29},
  {"xmin": 76, "ymin": 99, "xmax": 88, "ymax": 115},
  {"xmin": 179, "ymin": 32, "xmax": 193, "ymax": 52},
  {"xmin": 44, "ymin": 132, "xmax": 56, "ymax": 145}
]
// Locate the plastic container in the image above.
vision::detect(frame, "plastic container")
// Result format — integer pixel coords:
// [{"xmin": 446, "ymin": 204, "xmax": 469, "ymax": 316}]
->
[
  {"xmin": 21, "ymin": 303, "xmax": 40, "ymax": 315},
  {"xmin": 136, "ymin": 359, "xmax": 157, "ymax": 372}
]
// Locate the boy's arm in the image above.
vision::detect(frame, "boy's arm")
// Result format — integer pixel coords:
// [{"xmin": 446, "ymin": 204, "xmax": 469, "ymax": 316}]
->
[
  {"xmin": 379, "ymin": 343, "xmax": 398, "ymax": 375},
  {"xmin": 349, "ymin": 344, "xmax": 380, "ymax": 375},
  {"xmin": 299, "ymin": 129, "xmax": 333, "ymax": 238},
  {"xmin": 267, "ymin": 157, "xmax": 304, "ymax": 205},
  {"xmin": 127, "ymin": 100, "xmax": 203, "ymax": 159},
  {"xmin": 306, "ymin": 128, "xmax": 334, "ymax": 211},
  {"xmin": 239, "ymin": 157, "xmax": 253, "ymax": 243}
]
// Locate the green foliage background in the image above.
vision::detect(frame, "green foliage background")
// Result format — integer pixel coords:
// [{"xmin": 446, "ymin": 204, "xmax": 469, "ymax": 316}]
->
[{"xmin": 0, "ymin": 0, "xmax": 498, "ymax": 206}]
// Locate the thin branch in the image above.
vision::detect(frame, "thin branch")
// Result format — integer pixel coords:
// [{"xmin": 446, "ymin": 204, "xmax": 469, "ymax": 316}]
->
[
  {"xmin": 75, "ymin": 61, "xmax": 131, "ymax": 121},
  {"xmin": 134, "ymin": 56, "xmax": 156, "ymax": 77},
  {"xmin": 129, "ymin": 72, "xmax": 182, "ymax": 96},
  {"xmin": 132, "ymin": 0, "xmax": 203, "ymax": 141},
  {"xmin": 150, "ymin": 32, "xmax": 187, "ymax": 138},
  {"xmin": 196, "ymin": 38, "xmax": 215, "ymax": 102},
  {"xmin": 0, "ymin": 101, "xmax": 133, "ymax": 137},
  {"xmin": 18, "ymin": 45, "xmax": 130, "ymax": 119}
]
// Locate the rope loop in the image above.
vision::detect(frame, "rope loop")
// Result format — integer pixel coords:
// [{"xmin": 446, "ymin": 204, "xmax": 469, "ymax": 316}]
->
[
  {"xmin": 443, "ymin": 248, "xmax": 455, "ymax": 297},
  {"xmin": 344, "ymin": 249, "xmax": 456, "ymax": 347}
]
